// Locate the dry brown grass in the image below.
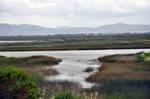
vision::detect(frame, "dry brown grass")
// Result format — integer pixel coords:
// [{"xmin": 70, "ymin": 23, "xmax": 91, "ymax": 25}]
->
[
  {"xmin": 86, "ymin": 54, "xmax": 150, "ymax": 99},
  {"xmin": 98, "ymin": 54, "xmax": 137, "ymax": 63},
  {"xmin": 40, "ymin": 68, "xmax": 58, "ymax": 76},
  {"xmin": 87, "ymin": 60, "xmax": 150, "ymax": 83},
  {"xmin": 24, "ymin": 67, "xmax": 58, "ymax": 77}
]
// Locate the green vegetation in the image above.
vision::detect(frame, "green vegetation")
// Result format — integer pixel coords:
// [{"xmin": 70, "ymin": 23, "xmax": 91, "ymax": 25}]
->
[
  {"xmin": 0, "ymin": 55, "xmax": 61, "ymax": 67},
  {"xmin": 0, "ymin": 66, "xmax": 41, "ymax": 99},
  {"xmin": 0, "ymin": 33, "xmax": 150, "ymax": 51},
  {"xmin": 137, "ymin": 52, "xmax": 150, "ymax": 64},
  {"xmin": 55, "ymin": 91, "xmax": 80, "ymax": 99}
]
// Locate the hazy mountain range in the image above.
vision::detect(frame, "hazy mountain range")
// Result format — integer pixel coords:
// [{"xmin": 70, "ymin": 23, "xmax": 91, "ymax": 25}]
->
[{"xmin": 0, "ymin": 23, "xmax": 150, "ymax": 36}]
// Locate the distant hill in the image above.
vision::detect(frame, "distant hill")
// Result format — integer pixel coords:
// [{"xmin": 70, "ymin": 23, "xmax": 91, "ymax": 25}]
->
[{"xmin": 0, "ymin": 23, "xmax": 150, "ymax": 36}]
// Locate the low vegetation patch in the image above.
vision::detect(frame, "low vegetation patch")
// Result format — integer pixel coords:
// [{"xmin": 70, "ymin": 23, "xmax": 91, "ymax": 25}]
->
[
  {"xmin": 98, "ymin": 54, "xmax": 137, "ymax": 63},
  {"xmin": 0, "ymin": 66, "xmax": 41, "ymax": 99},
  {"xmin": 40, "ymin": 68, "xmax": 58, "ymax": 76},
  {"xmin": 55, "ymin": 91, "xmax": 80, "ymax": 99},
  {"xmin": 40, "ymin": 81, "xmax": 81, "ymax": 99},
  {"xmin": 0, "ymin": 55, "xmax": 61, "ymax": 67},
  {"xmin": 137, "ymin": 52, "xmax": 150, "ymax": 64}
]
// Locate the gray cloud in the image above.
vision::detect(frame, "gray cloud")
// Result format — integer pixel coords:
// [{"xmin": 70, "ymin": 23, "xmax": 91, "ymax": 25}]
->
[{"xmin": 0, "ymin": 0, "xmax": 150, "ymax": 27}]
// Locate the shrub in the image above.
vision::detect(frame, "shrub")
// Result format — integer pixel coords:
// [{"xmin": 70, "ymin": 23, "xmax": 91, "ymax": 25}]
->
[
  {"xmin": 136, "ymin": 52, "xmax": 150, "ymax": 64},
  {"xmin": 55, "ymin": 91, "xmax": 80, "ymax": 99},
  {"xmin": 0, "ymin": 66, "xmax": 41, "ymax": 99},
  {"xmin": 136, "ymin": 52, "xmax": 145, "ymax": 62}
]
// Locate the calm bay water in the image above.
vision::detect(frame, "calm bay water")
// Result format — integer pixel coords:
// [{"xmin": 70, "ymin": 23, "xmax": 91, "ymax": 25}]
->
[{"xmin": 0, "ymin": 49, "xmax": 150, "ymax": 88}]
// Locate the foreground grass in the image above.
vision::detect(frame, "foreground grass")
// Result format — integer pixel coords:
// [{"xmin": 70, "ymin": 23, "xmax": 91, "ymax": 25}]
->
[{"xmin": 0, "ymin": 66, "xmax": 78, "ymax": 99}]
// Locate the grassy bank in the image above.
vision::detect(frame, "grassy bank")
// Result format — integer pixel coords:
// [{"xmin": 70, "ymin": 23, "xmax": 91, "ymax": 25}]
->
[
  {"xmin": 0, "ymin": 55, "xmax": 61, "ymax": 77},
  {"xmin": 86, "ymin": 52, "xmax": 150, "ymax": 99},
  {"xmin": 0, "ymin": 55, "xmax": 61, "ymax": 67}
]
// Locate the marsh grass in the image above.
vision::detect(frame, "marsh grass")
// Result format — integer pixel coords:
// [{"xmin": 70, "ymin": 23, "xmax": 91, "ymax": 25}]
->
[
  {"xmin": 54, "ymin": 91, "xmax": 80, "ymax": 99},
  {"xmin": 40, "ymin": 81, "xmax": 81, "ymax": 99},
  {"xmin": 0, "ymin": 55, "xmax": 61, "ymax": 67},
  {"xmin": 86, "ymin": 53, "xmax": 150, "ymax": 99}
]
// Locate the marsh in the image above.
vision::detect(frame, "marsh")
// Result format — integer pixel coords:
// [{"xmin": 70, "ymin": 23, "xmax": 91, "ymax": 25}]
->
[{"xmin": 0, "ymin": 49, "xmax": 150, "ymax": 88}]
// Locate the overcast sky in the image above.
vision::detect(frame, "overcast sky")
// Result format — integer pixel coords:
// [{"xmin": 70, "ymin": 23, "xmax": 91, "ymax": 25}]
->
[{"xmin": 0, "ymin": 0, "xmax": 150, "ymax": 27}]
